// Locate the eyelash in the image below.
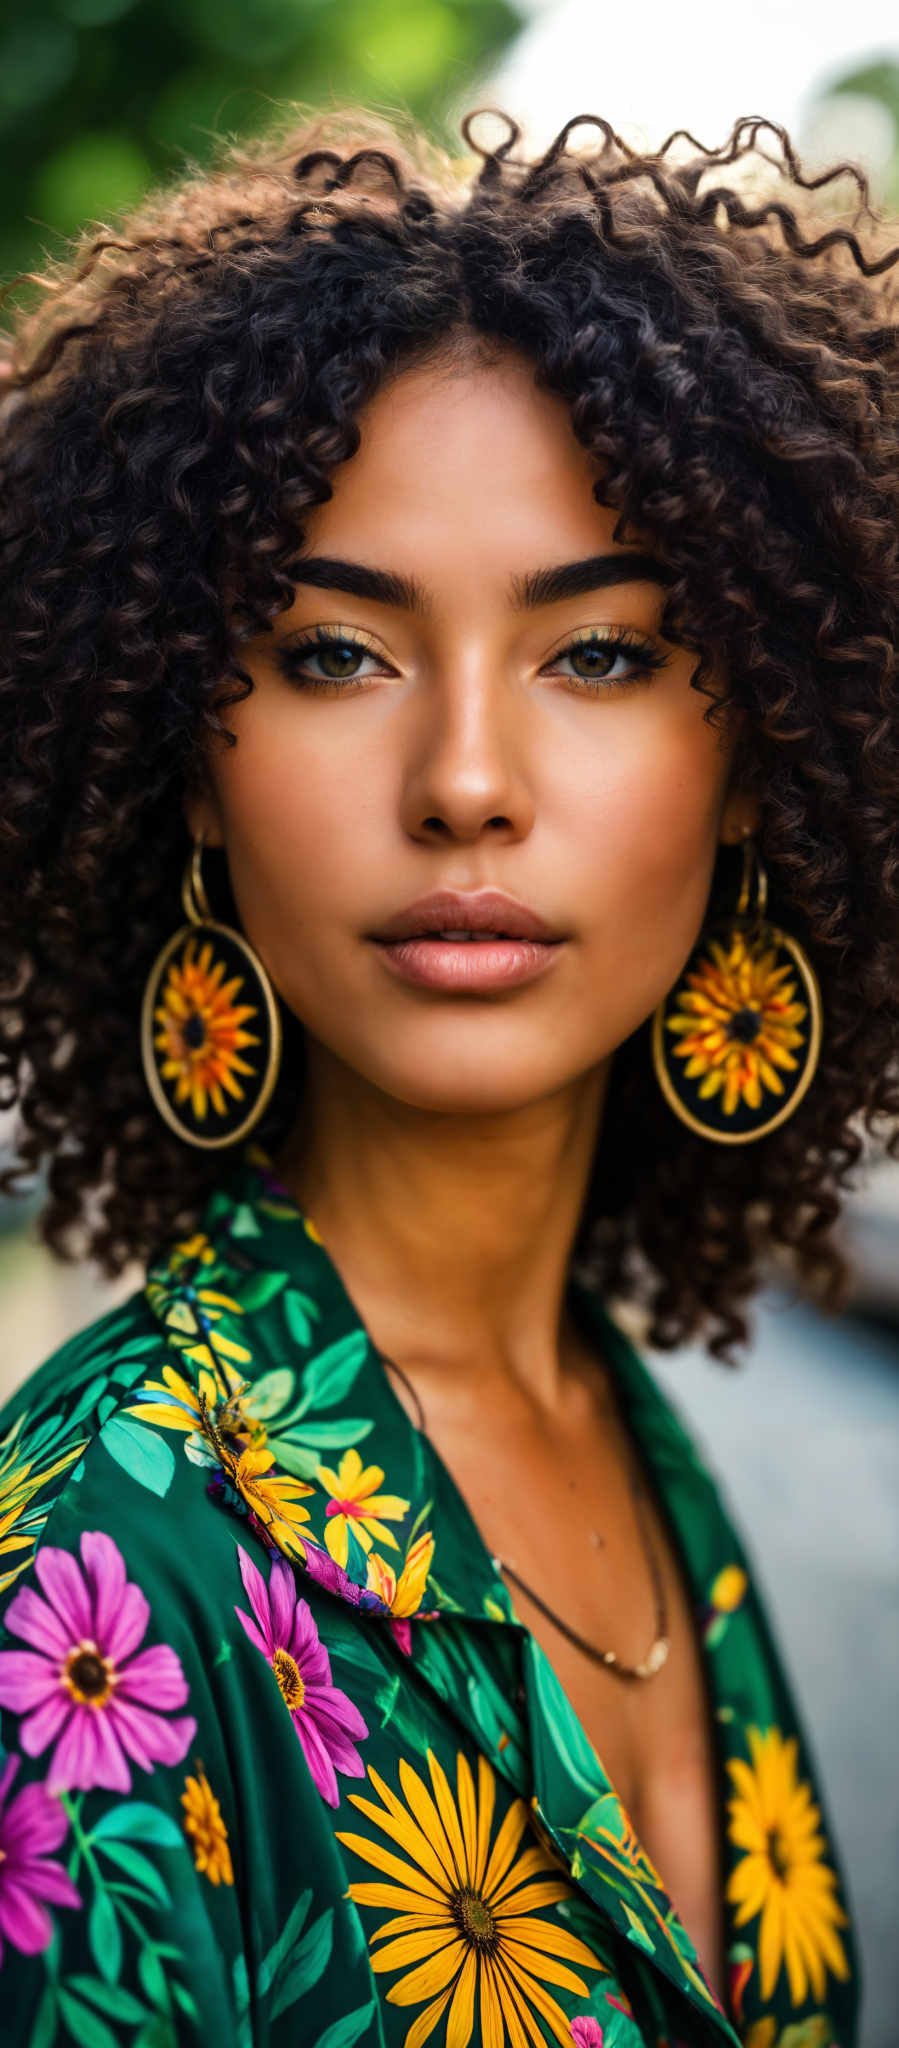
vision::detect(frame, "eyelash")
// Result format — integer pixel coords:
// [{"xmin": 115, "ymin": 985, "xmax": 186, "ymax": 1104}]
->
[{"xmin": 275, "ymin": 623, "xmax": 670, "ymax": 694}]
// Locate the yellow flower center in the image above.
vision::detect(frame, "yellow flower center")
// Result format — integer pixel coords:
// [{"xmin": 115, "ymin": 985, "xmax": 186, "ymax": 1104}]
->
[
  {"xmin": 63, "ymin": 1640, "xmax": 115, "ymax": 1707},
  {"xmin": 450, "ymin": 1886, "xmax": 498, "ymax": 1950},
  {"xmin": 272, "ymin": 1646, "xmax": 305, "ymax": 1710},
  {"xmin": 766, "ymin": 1827, "xmax": 792, "ymax": 1881}
]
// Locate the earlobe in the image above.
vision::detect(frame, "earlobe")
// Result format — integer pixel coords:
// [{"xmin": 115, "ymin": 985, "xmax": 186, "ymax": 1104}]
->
[
  {"xmin": 183, "ymin": 791, "xmax": 225, "ymax": 849},
  {"xmin": 719, "ymin": 793, "xmax": 761, "ymax": 847}
]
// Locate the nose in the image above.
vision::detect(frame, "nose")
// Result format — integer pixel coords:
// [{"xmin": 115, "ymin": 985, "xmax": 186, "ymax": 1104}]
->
[{"xmin": 398, "ymin": 659, "xmax": 536, "ymax": 847}]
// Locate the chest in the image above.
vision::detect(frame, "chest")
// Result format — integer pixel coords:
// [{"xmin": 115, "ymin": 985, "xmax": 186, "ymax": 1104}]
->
[{"xmin": 399, "ymin": 1363, "xmax": 727, "ymax": 2001}]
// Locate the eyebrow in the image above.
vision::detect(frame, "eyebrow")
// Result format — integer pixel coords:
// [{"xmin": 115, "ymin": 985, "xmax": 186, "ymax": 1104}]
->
[{"xmin": 288, "ymin": 550, "xmax": 675, "ymax": 617}]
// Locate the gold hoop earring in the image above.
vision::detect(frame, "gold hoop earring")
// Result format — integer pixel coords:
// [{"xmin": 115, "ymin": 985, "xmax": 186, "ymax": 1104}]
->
[
  {"xmin": 651, "ymin": 836, "xmax": 822, "ymax": 1144},
  {"xmin": 140, "ymin": 835, "xmax": 282, "ymax": 1149}
]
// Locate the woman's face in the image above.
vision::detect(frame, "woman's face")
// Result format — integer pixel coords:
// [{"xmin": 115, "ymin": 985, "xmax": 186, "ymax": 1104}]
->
[{"xmin": 187, "ymin": 351, "xmax": 754, "ymax": 1119}]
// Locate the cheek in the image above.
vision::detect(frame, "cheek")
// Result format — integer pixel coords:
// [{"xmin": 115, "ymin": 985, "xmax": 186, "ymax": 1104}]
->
[
  {"xmin": 206, "ymin": 712, "xmax": 382, "ymax": 950},
  {"xmin": 565, "ymin": 717, "xmax": 730, "ymax": 999}
]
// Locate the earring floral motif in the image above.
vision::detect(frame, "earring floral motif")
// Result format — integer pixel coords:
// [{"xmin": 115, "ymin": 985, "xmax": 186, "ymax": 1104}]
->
[
  {"xmin": 651, "ymin": 836, "xmax": 822, "ymax": 1144},
  {"xmin": 140, "ymin": 836, "xmax": 282, "ymax": 1149}
]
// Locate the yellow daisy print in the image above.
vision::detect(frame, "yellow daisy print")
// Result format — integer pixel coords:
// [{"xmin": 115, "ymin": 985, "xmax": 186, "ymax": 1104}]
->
[
  {"xmin": 124, "ymin": 1355, "xmax": 256, "ymax": 1442},
  {"xmin": 666, "ymin": 933, "xmax": 807, "ymax": 1116},
  {"xmin": 336, "ymin": 1746, "xmax": 606, "ymax": 2048},
  {"xmin": 154, "ymin": 936, "xmax": 261, "ymax": 1121},
  {"xmin": 218, "ymin": 1439, "xmax": 316, "ymax": 1561},
  {"xmin": 366, "ymin": 1530, "xmax": 435, "ymax": 1619},
  {"xmin": 0, "ymin": 1415, "xmax": 89, "ymax": 1595},
  {"xmin": 181, "ymin": 1762, "xmax": 234, "ymax": 1885},
  {"xmin": 725, "ymin": 1726, "xmax": 850, "ymax": 2006},
  {"xmin": 317, "ymin": 1446, "xmax": 410, "ymax": 1568}
]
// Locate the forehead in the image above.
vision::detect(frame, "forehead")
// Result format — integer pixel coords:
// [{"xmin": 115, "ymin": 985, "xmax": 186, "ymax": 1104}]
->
[{"xmin": 300, "ymin": 353, "xmax": 650, "ymax": 574}]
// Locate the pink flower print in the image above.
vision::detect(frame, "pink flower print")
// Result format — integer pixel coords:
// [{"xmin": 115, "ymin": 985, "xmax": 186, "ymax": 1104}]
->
[
  {"xmin": 234, "ymin": 1543, "xmax": 369, "ymax": 1808},
  {"xmin": 0, "ymin": 1529, "xmax": 196, "ymax": 1795},
  {"xmin": 0, "ymin": 1751, "xmax": 81, "ymax": 1963},
  {"xmin": 571, "ymin": 2021, "xmax": 604, "ymax": 2046}
]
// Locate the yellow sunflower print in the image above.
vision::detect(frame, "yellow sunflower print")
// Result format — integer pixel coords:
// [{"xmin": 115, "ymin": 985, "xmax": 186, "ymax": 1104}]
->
[
  {"xmin": 336, "ymin": 1746, "xmax": 606, "ymax": 2048},
  {"xmin": 0, "ymin": 1415, "xmax": 89, "ymax": 1594},
  {"xmin": 666, "ymin": 933, "xmax": 807, "ymax": 1116},
  {"xmin": 726, "ymin": 1726, "xmax": 850, "ymax": 2007},
  {"xmin": 154, "ymin": 936, "xmax": 261, "ymax": 1120},
  {"xmin": 317, "ymin": 1446, "xmax": 411, "ymax": 1568},
  {"xmin": 181, "ymin": 1762, "xmax": 234, "ymax": 1886}
]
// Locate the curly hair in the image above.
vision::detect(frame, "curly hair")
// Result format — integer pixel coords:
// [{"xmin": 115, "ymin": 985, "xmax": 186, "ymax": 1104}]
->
[{"xmin": 3, "ymin": 100, "xmax": 899, "ymax": 1358}]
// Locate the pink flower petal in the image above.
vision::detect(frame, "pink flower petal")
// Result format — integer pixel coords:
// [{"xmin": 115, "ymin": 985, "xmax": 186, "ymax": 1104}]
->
[
  {"xmin": 17, "ymin": 1688, "xmax": 71, "ymax": 1760},
  {"xmin": 233, "ymin": 1606, "xmax": 271, "ymax": 1660},
  {"xmin": 106, "ymin": 1697, "xmax": 196, "ymax": 1773},
  {"xmin": 115, "ymin": 1643, "xmax": 189, "ymax": 1711},
  {"xmin": 267, "ymin": 1557, "xmax": 297, "ymax": 1650},
  {"xmin": 0, "ymin": 1878, "xmax": 54, "ymax": 1955},
  {"xmin": 1, "ymin": 1583, "xmax": 71, "ymax": 1660},
  {"xmin": 1, "ymin": 1781, "xmax": 68, "ymax": 1859},
  {"xmin": 235, "ymin": 1545, "xmax": 274, "ymax": 1652},
  {"xmin": 33, "ymin": 1547, "xmax": 92, "ymax": 1640},
  {"xmin": 313, "ymin": 1722, "xmax": 367, "ymax": 1779},
  {"xmin": 293, "ymin": 1709, "xmax": 339, "ymax": 1807},
  {"xmin": 0, "ymin": 1753, "xmax": 20, "ymax": 1806},
  {"xmin": 17, "ymin": 1862, "xmax": 81, "ymax": 1913},
  {"xmin": 104, "ymin": 1580, "xmax": 150, "ymax": 1667},
  {"xmin": 44, "ymin": 1705, "xmax": 111, "ymax": 1795},
  {"xmin": 304, "ymin": 1684, "xmax": 369, "ymax": 1743},
  {"xmin": 0, "ymin": 1651, "xmax": 60, "ymax": 1713},
  {"xmin": 80, "ymin": 1531, "xmax": 127, "ymax": 1652}
]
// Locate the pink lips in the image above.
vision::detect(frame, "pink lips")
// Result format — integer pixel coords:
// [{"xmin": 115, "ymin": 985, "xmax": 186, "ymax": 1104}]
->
[{"xmin": 369, "ymin": 889, "xmax": 565, "ymax": 993}]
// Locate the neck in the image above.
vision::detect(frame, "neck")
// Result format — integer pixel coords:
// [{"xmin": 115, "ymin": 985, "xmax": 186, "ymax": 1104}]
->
[{"xmin": 270, "ymin": 1040, "xmax": 610, "ymax": 1416}]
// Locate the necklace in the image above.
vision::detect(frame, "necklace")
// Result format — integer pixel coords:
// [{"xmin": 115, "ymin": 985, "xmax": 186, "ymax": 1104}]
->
[{"xmin": 379, "ymin": 1351, "xmax": 670, "ymax": 1684}]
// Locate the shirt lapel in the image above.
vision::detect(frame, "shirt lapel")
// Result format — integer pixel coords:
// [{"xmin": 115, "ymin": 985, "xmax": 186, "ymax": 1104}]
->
[{"xmin": 138, "ymin": 1144, "xmax": 775, "ymax": 2045}]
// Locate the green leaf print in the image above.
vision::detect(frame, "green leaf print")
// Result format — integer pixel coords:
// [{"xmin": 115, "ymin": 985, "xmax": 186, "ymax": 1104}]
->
[
  {"xmin": 91, "ymin": 1803, "xmax": 184, "ymax": 1849},
  {"xmin": 312, "ymin": 2000, "xmax": 379, "ymax": 2048},
  {"xmin": 93, "ymin": 1840, "xmax": 172, "ymax": 1909},
  {"xmin": 99, "ymin": 1417, "xmax": 176, "ymax": 1498},
  {"xmin": 283, "ymin": 1287, "xmax": 321, "ymax": 1345},
  {"xmin": 281, "ymin": 1417, "xmax": 374, "ymax": 1449},
  {"xmin": 245, "ymin": 1367, "xmax": 296, "ymax": 1419},
  {"xmin": 270, "ymin": 1907, "xmax": 335, "ymax": 2018},
  {"xmin": 30, "ymin": 1985, "xmax": 58, "ymax": 2048},
  {"xmin": 237, "ymin": 1269, "xmax": 290, "ymax": 1311},
  {"xmin": 137, "ymin": 1948, "xmax": 171, "ymax": 2013},
  {"xmin": 56, "ymin": 1988, "xmax": 121, "ymax": 2048},
  {"xmin": 300, "ymin": 1332, "xmax": 369, "ymax": 1410},
  {"xmin": 67, "ymin": 1982, "xmax": 150, "ymax": 2025},
  {"xmin": 88, "ymin": 1886, "xmax": 122, "ymax": 1984},
  {"xmin": 256, "ymin": 1889, "xmax": 313, "ymax": 1996}
]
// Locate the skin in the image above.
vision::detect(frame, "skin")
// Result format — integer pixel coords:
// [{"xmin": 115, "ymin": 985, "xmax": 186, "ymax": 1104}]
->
[{"xmin": 186, "ymin": 349, "xmax": 761, "ymax": 1993}]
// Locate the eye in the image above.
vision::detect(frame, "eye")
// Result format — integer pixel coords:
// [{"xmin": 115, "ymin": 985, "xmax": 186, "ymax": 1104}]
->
[
  {"xmin": 541, "ymin": 627, "xmax": 670, "ymax": 689},
  {"xmin": 275, "ymin": 626, "xmax": 391, "ymax": 692}
]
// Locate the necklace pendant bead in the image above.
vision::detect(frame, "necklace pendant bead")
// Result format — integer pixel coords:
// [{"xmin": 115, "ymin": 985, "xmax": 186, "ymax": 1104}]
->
[{"xmin": 636, "ymin": 1636, "xmax": 670, "ymax": 1679}]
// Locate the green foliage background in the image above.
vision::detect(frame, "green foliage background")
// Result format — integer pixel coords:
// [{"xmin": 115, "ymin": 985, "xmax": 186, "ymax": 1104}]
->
[{"xmin": 0, "ymin": 0, "xmax": 522, "ymax": 293}]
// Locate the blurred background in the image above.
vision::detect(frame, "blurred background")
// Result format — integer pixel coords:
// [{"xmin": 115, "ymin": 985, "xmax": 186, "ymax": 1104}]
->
[{"xmin": 1, "ymin": 1, "xmax": 898, "ymax": 2040}]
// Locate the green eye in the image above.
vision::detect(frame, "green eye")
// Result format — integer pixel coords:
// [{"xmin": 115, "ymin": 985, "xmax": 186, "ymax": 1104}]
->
[
  {"xmin": 276, "ymin": 628, "xmax": 383, "ymax": 691},
  {"xmin": 546, "ymin": 631, "xmax": 669, "ymax": 687}
]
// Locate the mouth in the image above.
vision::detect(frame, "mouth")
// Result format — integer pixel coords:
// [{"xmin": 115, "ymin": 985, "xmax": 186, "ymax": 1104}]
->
[
  {"xmin": 369, "ymin": 888, "xmax": 563, "ymax": 946},
  {"xmin": 367, "ymin": 890, "xmax": 566, "ymax": 990}
]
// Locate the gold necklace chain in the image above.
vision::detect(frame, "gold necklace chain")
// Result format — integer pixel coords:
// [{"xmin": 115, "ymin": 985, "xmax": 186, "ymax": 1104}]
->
[{"xmin": 379, "ymin": 1352, "xmax": 670, "ymax": 1685}]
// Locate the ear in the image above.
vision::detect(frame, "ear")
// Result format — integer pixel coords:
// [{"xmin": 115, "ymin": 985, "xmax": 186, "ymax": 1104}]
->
[
  {"xmin": 718, "ymin": 786, "xmax": 761, "ymax": 847},
  {"xmin": 183, "ymin": 785, "xmax": 225, "ymax": 850}
]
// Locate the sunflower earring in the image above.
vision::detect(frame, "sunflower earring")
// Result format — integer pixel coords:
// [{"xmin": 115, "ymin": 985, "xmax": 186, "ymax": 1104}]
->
[
  {"xmin": 651, "ymin": 835, "xmax": 822, "ymax": 1143},
  {"xmin": 140, "ymin": 835, "xmax": 282, "ymax": 1148}
]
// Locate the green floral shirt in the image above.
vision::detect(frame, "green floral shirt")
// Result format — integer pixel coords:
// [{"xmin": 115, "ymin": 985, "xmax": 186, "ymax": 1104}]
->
[{"xmin": 0, "ymin": 1144, "xmax": 860, "ymax": 2048}]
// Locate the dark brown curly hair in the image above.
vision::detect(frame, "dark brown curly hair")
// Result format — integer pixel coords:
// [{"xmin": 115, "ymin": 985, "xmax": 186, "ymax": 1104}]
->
[{"xmin": 3, "ymin": 100, "xmax": 899, "ymax": 1358}]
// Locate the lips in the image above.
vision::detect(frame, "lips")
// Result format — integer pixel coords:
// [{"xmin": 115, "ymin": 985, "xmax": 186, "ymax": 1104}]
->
[{"xmin": 370, "ymin": 889, "xmax": 562, "ymax": 944}]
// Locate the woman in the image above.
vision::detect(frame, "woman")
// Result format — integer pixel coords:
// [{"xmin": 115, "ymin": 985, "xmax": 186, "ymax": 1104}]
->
[{"xmin": 0, "ymin": 101, "xmax": 893, "ymax": 2048}]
